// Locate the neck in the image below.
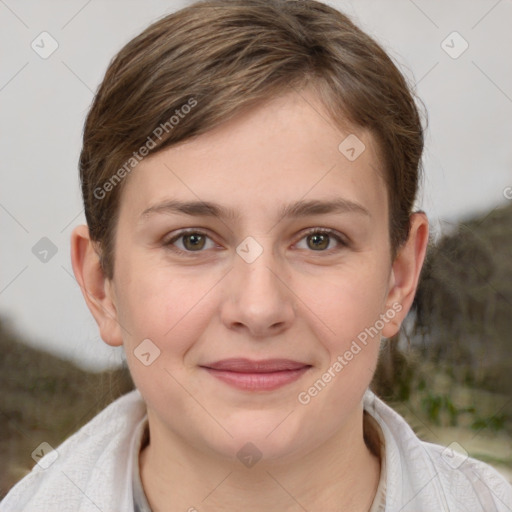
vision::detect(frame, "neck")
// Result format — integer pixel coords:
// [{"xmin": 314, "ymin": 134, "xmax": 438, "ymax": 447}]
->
[{"xmin": 139, "ymin": 406, "xmax": 381, "ymax": 512}]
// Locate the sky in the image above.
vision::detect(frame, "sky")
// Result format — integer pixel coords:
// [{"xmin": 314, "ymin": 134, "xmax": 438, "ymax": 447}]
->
[{"xmin": 1, "ymin": 0, "xmax": 511, "ymax": 371}]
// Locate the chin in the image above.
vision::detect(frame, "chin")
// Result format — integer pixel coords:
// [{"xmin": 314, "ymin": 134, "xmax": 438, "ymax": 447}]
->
[{"xmin": 202, "ymin": 414, "xmax": 311, "ymax": 466}]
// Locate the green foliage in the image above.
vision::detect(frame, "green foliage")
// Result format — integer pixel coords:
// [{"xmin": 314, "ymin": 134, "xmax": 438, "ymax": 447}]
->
[
  {"xmin": 471, "ymin": 413, "xmax": 507, "ymax": 433},
  {"xmin": 421, "ymin": 391, "xmax": 475, "ymax": 427}
]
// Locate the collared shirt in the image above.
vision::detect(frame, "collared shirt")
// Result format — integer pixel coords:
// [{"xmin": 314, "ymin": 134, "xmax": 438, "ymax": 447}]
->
[{"xmin": 2, "ymin": 389, "xmax": 511, "ymax": 511}]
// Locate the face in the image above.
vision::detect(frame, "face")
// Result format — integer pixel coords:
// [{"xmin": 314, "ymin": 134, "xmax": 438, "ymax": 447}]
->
[{"xmin": 100, "ymin": 88, "xmax": 404, "ymax": 463}]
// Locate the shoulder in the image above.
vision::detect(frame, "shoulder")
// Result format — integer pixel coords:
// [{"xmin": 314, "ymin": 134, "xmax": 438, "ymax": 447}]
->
[
  {"xmin": 421, "ymin": 439, "xmax": 512, "ymax": 510},
  {"xmin": 364, "ymin": 390, "xmax": 512, "ymax": 511},
  {"xmin": 1, "ymin": 389, "xmax": 147, "ymax": 512}
]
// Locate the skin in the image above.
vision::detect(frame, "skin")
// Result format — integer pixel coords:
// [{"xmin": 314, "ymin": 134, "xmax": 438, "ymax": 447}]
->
[{"xmin": 71, "ymin": 86, "xmax": 428, "ymax": 511}]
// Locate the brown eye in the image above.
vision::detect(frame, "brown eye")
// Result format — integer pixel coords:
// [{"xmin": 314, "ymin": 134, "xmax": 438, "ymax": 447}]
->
[
  {"xmin": 295, "ymin": 228, "xmax": 347, "ymax": 252},
  {"xmin": 164, "ymin": 230, "xmax": 215, "ymax": 254},
  {"xmin": 307, "ymin": 232, "xmax": 330, "ymax": 251},
  {"xmin": 182, "ymin": 233, "xmax": 206, "ymax": 251}
]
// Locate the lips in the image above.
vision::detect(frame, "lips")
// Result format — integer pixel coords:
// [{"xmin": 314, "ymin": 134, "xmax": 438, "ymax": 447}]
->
[
  {"xmin": 200, "ymin": 358, "xmax": 312, "ymax": 391},
  {"xmin": 202, "ymin": 358, "xmax": 310, "ymax": 373}
]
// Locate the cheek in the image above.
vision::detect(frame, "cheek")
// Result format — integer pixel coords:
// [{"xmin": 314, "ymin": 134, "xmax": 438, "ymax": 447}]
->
[
  {"xmin": 294, "ymin": 268, "xmax": 386, "ymax": 423},
  {"xmin": 304, "ymin": 260, "xmax": 390, "ymax": 347},
  {"xmin": 114, "ymin": 265, "xmax": 219, "ymax": 412},
  {"xmin": 114, "ymin": 257, "xmax": 218, "ymax": 356}
]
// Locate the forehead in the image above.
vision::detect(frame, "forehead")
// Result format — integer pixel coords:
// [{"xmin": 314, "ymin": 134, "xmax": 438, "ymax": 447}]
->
[{"xmin": 119, "ymin": 88, "xmax": 387, "ymax": 223}]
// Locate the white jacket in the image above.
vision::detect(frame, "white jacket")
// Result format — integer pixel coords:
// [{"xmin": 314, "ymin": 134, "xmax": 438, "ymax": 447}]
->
[{"xmin": 1, "ymin": 389, "xmax": 511, "ymax": 511}]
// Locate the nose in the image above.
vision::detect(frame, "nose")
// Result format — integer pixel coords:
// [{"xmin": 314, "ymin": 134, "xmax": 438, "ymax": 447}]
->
[{"xmin": 220, "ymin": 244, "xmax": 296, "ymax": 338}]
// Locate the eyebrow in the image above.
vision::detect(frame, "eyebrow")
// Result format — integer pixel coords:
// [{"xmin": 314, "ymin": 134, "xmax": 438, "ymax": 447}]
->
[{"xmin": 139, "ymin": 198, "xmax": 370, "ymax": 222}]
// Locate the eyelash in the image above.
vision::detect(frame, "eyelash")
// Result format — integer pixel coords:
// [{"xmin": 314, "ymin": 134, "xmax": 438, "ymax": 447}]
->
[{"xmin": 163, "ymin": 227, "xmax": 348, "ymax": 256}]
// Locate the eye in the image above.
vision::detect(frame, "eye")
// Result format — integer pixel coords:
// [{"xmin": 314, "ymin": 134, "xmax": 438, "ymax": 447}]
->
[
  {"xmin": 295, "ymin": 228, "xmax": 347, "ymax": 252},
  {"xmin": 163, "ymin": 227, "xmax": 348, "ymax": 256},
  {"xmin": 163, "ymin": 229, "xmax": 216, "ymax": 254}
]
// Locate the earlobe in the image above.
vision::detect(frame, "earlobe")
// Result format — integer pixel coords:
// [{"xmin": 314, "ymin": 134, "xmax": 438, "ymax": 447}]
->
[
  {"xmin": 70, "ymin": 225, "xmax": 123, "ymax": 347},
  {"xmin": 381, "ymin": 212, "xmax": 429, "ymax": 338}
]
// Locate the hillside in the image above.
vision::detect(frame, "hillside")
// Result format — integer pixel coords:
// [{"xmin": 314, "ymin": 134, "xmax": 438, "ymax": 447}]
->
[
  {"xmin": 0, "ymin": 322, "xmax": 134, "ymax": 497},
  {"xmin": 413, "ymin": 201, "xmax": 512, "ymax": 395}
]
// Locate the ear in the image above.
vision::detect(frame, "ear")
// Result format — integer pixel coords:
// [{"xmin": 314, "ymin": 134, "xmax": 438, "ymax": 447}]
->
[
  {"xmin": 381, "ymin": 212, "xmax": 429, "ymax": 338},
  {"xmin": 70, "ymin": 225, "xmax": 123, "ymax": 347}
]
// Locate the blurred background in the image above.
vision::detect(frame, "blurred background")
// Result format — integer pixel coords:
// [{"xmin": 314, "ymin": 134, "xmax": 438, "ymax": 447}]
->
[{"xmin": 1, "ymin": 0, "xmax": 511, "ymax": 496}]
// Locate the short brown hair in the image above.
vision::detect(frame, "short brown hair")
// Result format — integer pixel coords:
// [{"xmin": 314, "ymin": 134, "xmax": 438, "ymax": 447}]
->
[{"xmin": 79, "ymin": 0, "xmax": 425, "ymax": 279}]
